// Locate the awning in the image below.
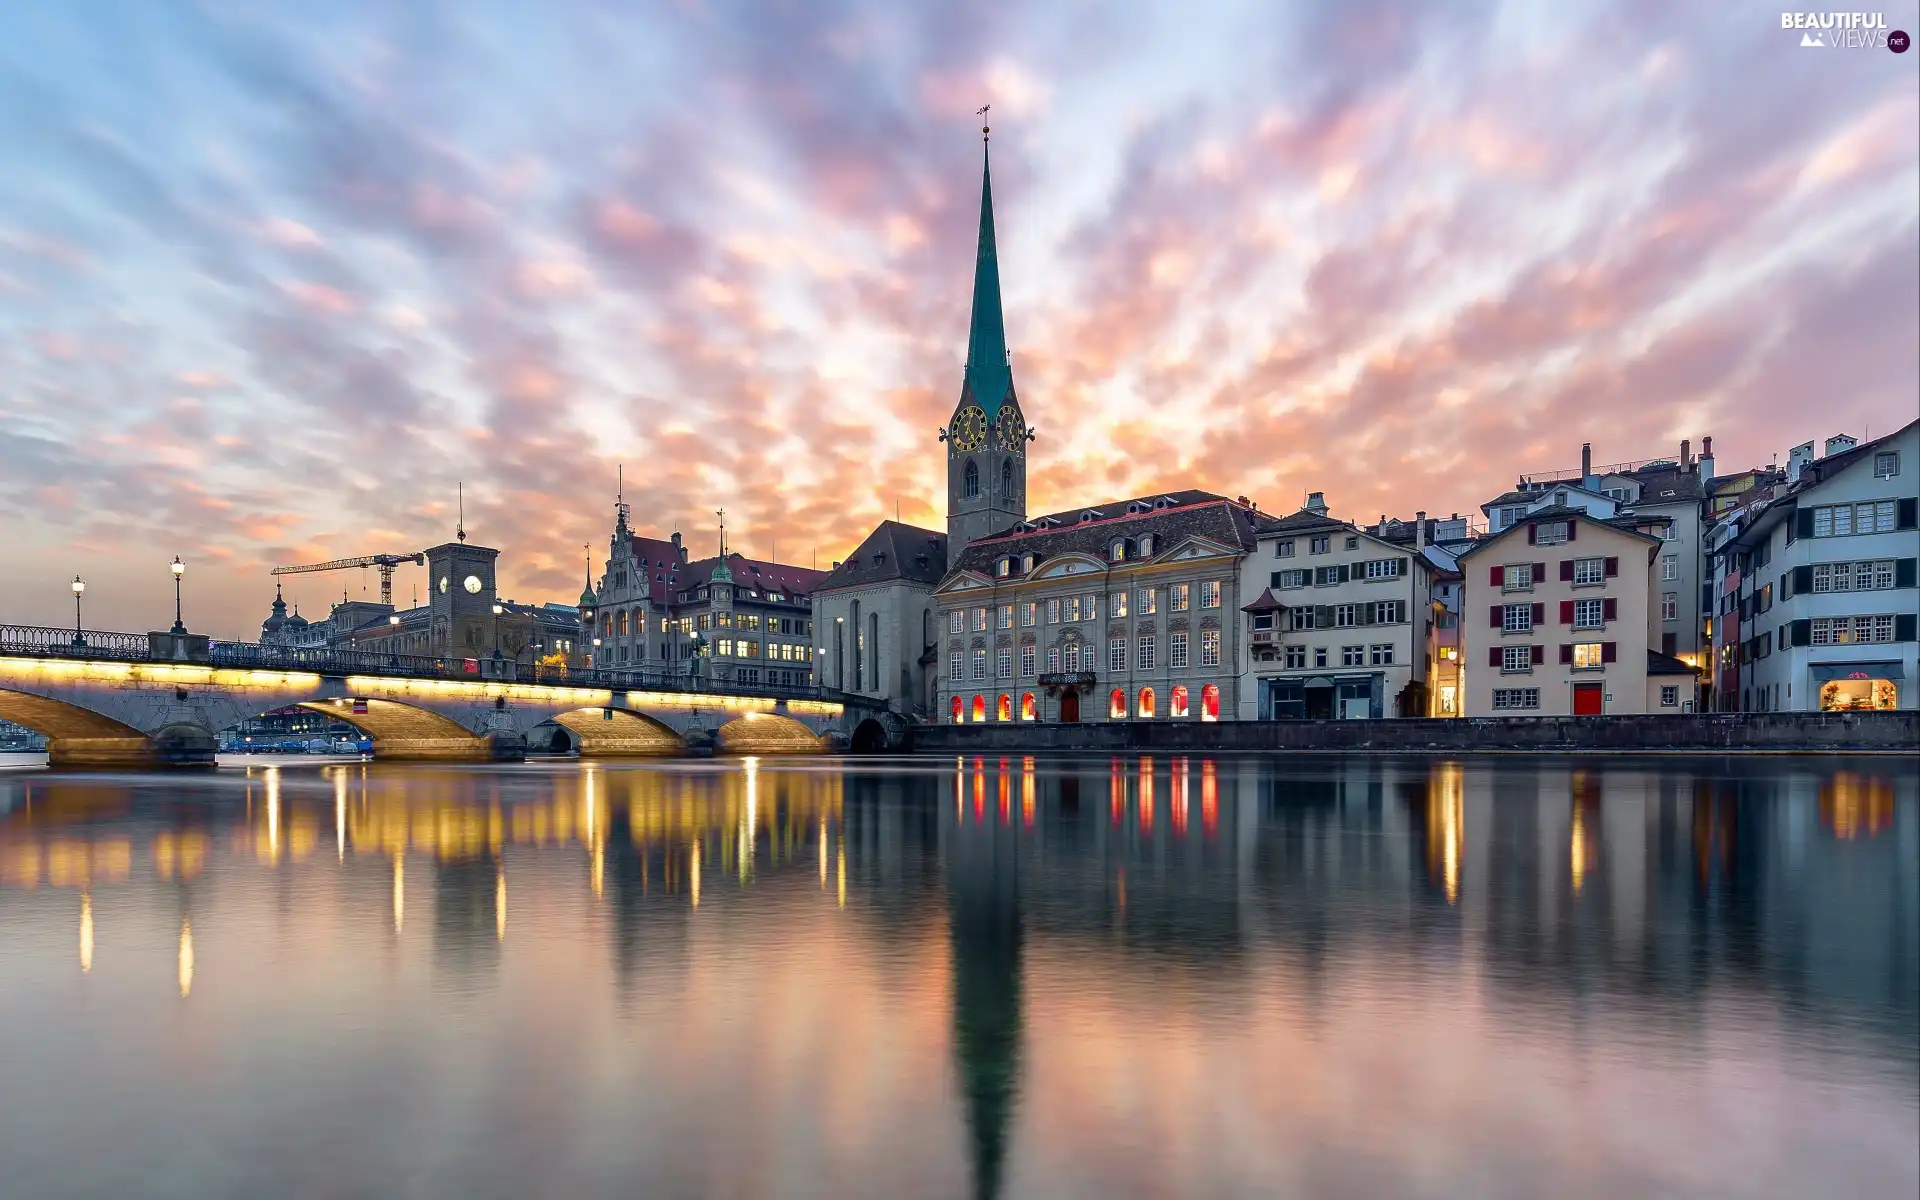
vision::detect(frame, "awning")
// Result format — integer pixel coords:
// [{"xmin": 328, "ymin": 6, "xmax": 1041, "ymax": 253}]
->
[
  {"xmin": 1303, "ymin": 676, "xmax": 1335, "ymax": 689},
  {"xmin": 1809, "ymin": 661, "xmax": 1905, "ymax": 684}
]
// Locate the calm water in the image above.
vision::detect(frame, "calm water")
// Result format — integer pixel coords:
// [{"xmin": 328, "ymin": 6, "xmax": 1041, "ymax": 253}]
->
[{"xmin": 0, "ymin": 753, "xmax": 1915, "ymax": 1199}]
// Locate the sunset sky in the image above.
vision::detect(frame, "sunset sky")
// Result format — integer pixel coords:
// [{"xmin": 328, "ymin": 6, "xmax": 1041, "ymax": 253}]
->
[{"xmin": 4, "ymin": 1, "xmax": 1916, "ymax": 635}]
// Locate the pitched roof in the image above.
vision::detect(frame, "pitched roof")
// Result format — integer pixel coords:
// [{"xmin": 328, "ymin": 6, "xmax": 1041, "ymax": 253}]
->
[
  {"xmin": 1458, "ymin": 506, "xmax": 1662, "ymax": 557},
  {"xmin": 815, "ymin": 521, "xmax": 949, "ymax": 592},
  {"xmin": 1625, "ymin": 466, "xmax": 1704, "ymax": 504},
  {"xmin": 1240, "ymin": 588, "xmax": 1286, "ymax": 614},
  {"xmin": 679, "ymin": 553, "xmax": 825, "ymax": 599},
  {"xmin": 623, "ymin": 534, "xmax": 693, "ymax": 605},
  {"xmin": 943, "ymin": 493, "xmax": 1267, "ymax": 580},
  {"xmin": 1259, "ymin": 507, "xmax": 1345, "ymax": 534},
  {"xmin": 1646, "ymin": 649, "xmax": 1696, "ymax": 676}
]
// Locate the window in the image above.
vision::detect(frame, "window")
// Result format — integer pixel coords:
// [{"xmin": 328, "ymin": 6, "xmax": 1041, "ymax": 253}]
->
[
  {"xmin": 1342, "ymin": 645, "xmax": 1365, "ymax": 666},
  {"xmin": 998, "ymin": 604, "xmax": 1014, "ymax": 630},
  {"xmin": 1369, "ymin": 643, "xmax": 1394, "ymax": 666},
  {"xmin": 1083, "ymin": 593, "xmax": 1099, "ymax": 621},
  {"xmin": 970, "ymin": 648, "xmax": 987, "ymax": 680},
  {"xmin": 963, "ymin": 460, "xmax": 979, "ymax": 498},
  {"xmin": 1534, "ymin": 521, "xmax": 1569, "ymax": 545},
  {"xmin": 1138, "ymin": 587, "xmax": 1158, "ymax": 614},
  {"xmin": 1046, "ymin": 647, "xmax": 1060, "ymax": 673},
  {"xmin": 1063, "ymin": 643, "xmax": 1081, "ymax": 672},
  {"xmin": 1046, "ymin": 598, "xmax": 1061, "ymax": 624},
  {"xmin": 1290, "ymin": 608, "xmax": 1316, "ymax": 630},
  {"xmin": 1020, "ymin": 602, "xmax": 1037, "ymax": 627},
  {"xmin": 1502, "ymin": 604, "xmax": 1533, "ymax": 633},
  {"xmin": 1200, "ymin": 683, "xmax": 1221, "ymax": 721},
  {"xmin": 1492, "ymin": 688, "xmax": 1540, "ymax": 709},
  {"xmin": 1170, "ymin": 631, "xmax": 1189, "ymax": 668},
  {"xmin": 1371, "ymin": 600, "xmax": 1405, "ymax": 624},
  {"xmin": 1661, "ymin": 554, "xmax": 1678, "ymax": 581},
  {"xmin": 1109, "ymin": 688, "xmax": 1127, "ymax": 719},
  {"xmin": 1498, "ymin": 506, "xmax": 1528, "ymax": 529},
  {"xmin": 1335, "ymin": 604, "xmax": 1357, "ymax": 627},
  {"xmin": 972, "ymin": 695, "xmax": 987, "ymax": 722},
  {"xmin": 971, "ymin": 607, "xmax": 988, "ymax": 632},
  {"xmin": 1136, "ymin": 687, "xmax": 1156, "ymax": 718},
  {"xmin": 1064, "ymin": 596, "xmax": 1081, "ymax": 622},
  {"xmin": 1315, "ymin": 566, "xmax": 1344, "ymax": 586},
  {"xmin": 1572, "ymin": 598, "xmax": 1604, "ymax": 629},
  {"xmin": 1572, "ymin": 642, "xmax": 1604, "ymax": 668},
  {"xmin": 1200, "ymin": 581, "xmax": 1222, "ymax": 608},
  {"xmin": 1001, "ymin": 460, "xmax": 1013, "ymax": 496},
  {"xmin": 1170, "ymin": 584, "xmax": 1190, "ymax": 612},
  {"xmin": 1020, "ymin": 645, "xmax": 1036, "ymax": 677},
  {"xmin": 996, "ymin": 558, "xmax": 1011, "ymax": 578},
  {"xmin": 1284, "ymin": 645, "xmax": 1305, "ymax": 669},
  {"xmin": 1274, "ymin": 569, "xmax": 1308, "ymax": 589},
  {"xmin": 1139, "ymin": 535, "xmax": 1154, "ymax": 556},
  {"xmin": 1021, "ymin": 554, "xmax": 1035, "ymax": 573},
  {"xmin": 1874, "ymin": 451, "xmax": 1900, "ymax": 478},
  {"xmin": 1345, "ymin": 536, "xmax": 1359, "ymax": 550},
  {"xmin": 1661, "ymin": 685, "xmax": 1679, "ymax": 707},
  {"xmin": 1310, "ymin": 536, "xmax": 1330, "ymax": 554},
  {"xmin": 1277, "ymin": 539, "xmax": 1296, "ymax": 558},
  {"xmin": 1662, "ymin": 593, "xmax": 1677, "ymax": 621},
  {"xmin": 1502, "ymin": 645, "xmax": 1532, "ymax": 673},
  {"xmin": 1314, "ymin": 648, "xmax": 1328, "ymax": 667},
  {"xmin": 1170, "ymin": 684, "xmax": 1190, "ymax": 718},
  {"xmin": 1108, "ymin": 638, "xmax": 1126, "ymax": 672},
  {"xmin": 1200, "ymin": 629, "xmax": 1220, "ymax": 667},
  {"xmin": 996, "ymin": 648, "xmax": 1013, "ymax": 680},
  {"xmin": 1138, "ymin": 634, "xmax": 1156, "ymax": 670},
  {"xmin": 1364, "ymin": 558, "xmax": 1401, "ymax": 580},
  {"xmin": 1111, "ymin": 591, "xmax": 1128, "ymax": 618},
  {"xmin": 1816, "ymin": 614, "xmax": 1897, "ymax": 644},
  {"xmin": 1573, "ymin": 558, "xmax": 1604, "ymax": 586},
  {"xmin": 1110, "ymin": 540, "xmax": 1127, "ymax": 562},
  {"xmin": 1021, "ymin": 692, "xmax": 1037, "ymax": 720}
]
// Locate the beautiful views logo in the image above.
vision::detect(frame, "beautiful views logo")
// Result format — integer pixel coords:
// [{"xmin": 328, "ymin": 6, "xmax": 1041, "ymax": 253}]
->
[{"xmin": 1781, "ymin": 11, "xmax": 1905, "ymax": 49}]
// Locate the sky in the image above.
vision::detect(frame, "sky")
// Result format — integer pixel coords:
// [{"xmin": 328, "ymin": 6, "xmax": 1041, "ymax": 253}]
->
[{"xmin": 3, "ymin": 0, "xmax": 1916, "ymax": 637}]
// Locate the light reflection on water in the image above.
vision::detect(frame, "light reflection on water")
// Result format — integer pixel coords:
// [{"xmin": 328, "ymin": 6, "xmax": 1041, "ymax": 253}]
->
[{"xmin": 0, "ymin": 753, "xmax": 1915, "ymax": 1199}]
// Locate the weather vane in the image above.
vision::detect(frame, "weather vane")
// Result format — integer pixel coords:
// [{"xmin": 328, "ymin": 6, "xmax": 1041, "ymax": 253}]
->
[{"xmin": 978, "ymin": 103, "xmax": 990, "ymax": 140}]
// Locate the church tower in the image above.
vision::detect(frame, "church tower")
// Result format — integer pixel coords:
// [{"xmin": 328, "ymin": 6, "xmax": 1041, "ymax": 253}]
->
[{"xmin": 944, "ymin": 118, "xmax": 1029, "ymax": 555}]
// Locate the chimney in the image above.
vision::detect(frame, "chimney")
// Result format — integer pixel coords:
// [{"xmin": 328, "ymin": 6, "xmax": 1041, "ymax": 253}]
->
[
  {"xmin": 1786, "ymin": 440, "xmax": 1815, "ymax": 484},
  {"xmin": 1698, "ymin": 436, "xmax": 1715, "ymax": 483},
  {"xmin": 1823, "ymin": 433, "xmax": 1857, "ymax": 458},
  {"xmin": 831, "ymin": 561, "xmax": 841, "ymax": 571},
  {"xmin": 1304, "ymin": 491, "xmax": 1328, "ymax": 514},
  {"xmin": 1236, "ymin": 495, "xmax": 1249, "ymax": 506},
  {"xmin": 1580, "ymin": 442, "xmax": 1594, "ymax": 489},
  {"xmin": 1415, "ymin": 510, "xmax": 1428, "ymax": 549},
  {"xmin": 1680, "ymin": 438, "xmax": 1692, "ymax": 471}
]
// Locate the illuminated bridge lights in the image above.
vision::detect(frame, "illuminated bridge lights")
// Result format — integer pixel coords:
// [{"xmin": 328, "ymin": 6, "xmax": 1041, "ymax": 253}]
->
[
  {"xmin": 343, "ymin": 676, "xmax": 614, "ymax": 706},
  {"xmin": 0, "ymin": 656, "xmax": 323, "ymax": 691}
]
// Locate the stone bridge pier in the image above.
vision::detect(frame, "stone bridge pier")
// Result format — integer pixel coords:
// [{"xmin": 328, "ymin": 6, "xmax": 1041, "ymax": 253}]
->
[{"xmin": 0, "ymin": 657, "xmax": 905, "ymax": 767}]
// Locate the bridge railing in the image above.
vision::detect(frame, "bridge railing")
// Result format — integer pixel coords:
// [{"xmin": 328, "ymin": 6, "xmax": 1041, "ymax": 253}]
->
[{"xmin": 1, "ymin": 623, "xmax": 854, "ymax": 706}]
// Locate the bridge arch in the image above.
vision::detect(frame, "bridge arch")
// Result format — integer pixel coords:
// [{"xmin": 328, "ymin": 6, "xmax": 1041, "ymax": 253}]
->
[
  {"xmin": 849, "ymin": 718, "xmax": 892, "ymax": 753},
  {"xmin": 294, "ymin": 698, "xmax": 506, "ymax": 761},
  {"xmin": 552, "ymin": 707, "xmax": 684, "ymax": 757},
  {"xmin": 716, "ymin": 712, "xmax": 827, "ymax": 755},
  {"xmin": 0, "ymin": 688, "xmax": 160, "ymax": 767}
]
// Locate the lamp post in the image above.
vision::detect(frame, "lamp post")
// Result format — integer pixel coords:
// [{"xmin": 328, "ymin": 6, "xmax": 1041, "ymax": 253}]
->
[
  {"xmin": 71, "ymin": 576, "xmax": 86, "ymax": 648},
  {"xmin": 170, "ymin": 557, "xmax": 187, "ymax": 634}
]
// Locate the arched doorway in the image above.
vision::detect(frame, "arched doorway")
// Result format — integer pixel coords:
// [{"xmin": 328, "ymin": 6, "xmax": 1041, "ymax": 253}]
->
[{"xmin": 1059, "ymin": 690, "xmax": 1080, "ymax": 723}]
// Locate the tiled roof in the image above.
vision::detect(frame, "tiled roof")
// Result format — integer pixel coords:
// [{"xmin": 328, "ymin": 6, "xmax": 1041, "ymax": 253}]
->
[
  {"xmin": 944, "ymin": 493, "xmax": 1266, "ymax": 580},
  {"xmin": 1625, "ymin": 466, "xmax": 1704, "ymax": 504},
  {"xmin": 816, "ymin": 521, "xmax": 948, "ymax": 592},
  {"xmin": 1458, "ymin": 506, "xmax": 1662, "ymax": 556},
  {"xmin": 1258, "ymin": 507, "xmax": 1345, "ymax": 534},
  {"xmin": 679, "ymin": 553, "xmax": 826, "ymax": 600},
  {"xmin": 1240, "ymin": 588, "xmax": 1286, "ymax": 614}
]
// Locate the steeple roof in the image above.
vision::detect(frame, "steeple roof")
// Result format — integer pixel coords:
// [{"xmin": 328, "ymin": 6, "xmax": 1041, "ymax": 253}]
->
[{"xmin": 961, "ymin": 138, "xmax": 1015, "ymax": 420}]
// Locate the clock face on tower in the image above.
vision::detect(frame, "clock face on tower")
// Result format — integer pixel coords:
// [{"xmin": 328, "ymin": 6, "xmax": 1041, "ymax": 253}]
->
[
  {"xmin": 438, "ymin": 576, "xmax": 450, "ymax": 594},
  {"xmin": 993, "ymin": 407, "xmax": 1026, "ymax": 452},
  {"xmin": 463, "ymin": 575, "xmax": 484, "ymax": 595},
  {"xmin": 949, "ymin": 405, "xmax": 987, "ymax": 452}
]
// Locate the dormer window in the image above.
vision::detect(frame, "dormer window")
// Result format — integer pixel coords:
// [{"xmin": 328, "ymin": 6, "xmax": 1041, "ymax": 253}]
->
[
  {"xmin": 1138, "ymin": 534, "xmax": 1154, "ymax": 556},
  {"xmin": 1110, "ymin": 540, "xmax": 1127, "ymax": 562},
  {"xmin": 1081, "ymin": 510, "xmax": 1099, "ymax": 523},
  {"xmin": 997, "ymin": 557, "xmax": 1012, "ymax": 578}
]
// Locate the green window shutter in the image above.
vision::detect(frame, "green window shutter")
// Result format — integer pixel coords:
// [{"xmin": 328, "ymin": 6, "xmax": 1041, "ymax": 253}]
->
[
  {"xmin": 1792, "ymin": 565, "xmax": 1813, "ymax": 594},
  {"xmin": 1896, "ymin": 614, "xmax": 1917, "ymax": 643},
  {"xmin": 1899, "ymin": 498, "xmax": 1918, "ymax": 530},
  {"xmin": 1794, "ymin": 509, "xmax": 1815, "ymax": 540},
  {"xmin": 1339, "ymin": 564, "xmax": 1351, "ymax": 583},
  {"xmin": 1790, "ymin": 618, "xmax": 1811, "ymax": 647},
  {"xmin": 1898, "ymin": 558, "xmax": 1918, "ymax": 589},
  {"xmin": 1270, "ymin": 571, "xmax": 1283, "ymax": 588}
]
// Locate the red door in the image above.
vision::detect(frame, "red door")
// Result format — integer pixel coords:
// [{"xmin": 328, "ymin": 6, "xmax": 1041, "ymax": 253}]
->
[
  {"xmin": 1060, "ymin": 690, "xmax": 1080, "ymax": 723},
  {"xmin": 1573, "ymin": 682, "xmax": 1604, "ymax": 715}
]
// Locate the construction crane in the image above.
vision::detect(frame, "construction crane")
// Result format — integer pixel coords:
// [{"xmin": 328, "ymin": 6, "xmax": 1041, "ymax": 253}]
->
[{"xmin": 271, "ymin": 553, "xmax": 425, "ymax": 607}]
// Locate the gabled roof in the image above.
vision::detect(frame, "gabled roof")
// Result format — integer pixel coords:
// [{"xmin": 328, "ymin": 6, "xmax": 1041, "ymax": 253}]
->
[
  {"xmin": 1259, "ymin": 507, "xmax": 1345, "ymax": 534},
  {"xmin": 622, "ymin": 534, "xmax": 692, "ymax": 605},
  {"xmin": 1624, "ymin": 466, "xmax": 1704, "ymax": 504},
  {"xmin": 1457, "ymin": 506, "xmax": 1662, "ymax": 557},
  {"xmin": 815, "ymin": 521, "xmax": 949, "ymax": 592}
]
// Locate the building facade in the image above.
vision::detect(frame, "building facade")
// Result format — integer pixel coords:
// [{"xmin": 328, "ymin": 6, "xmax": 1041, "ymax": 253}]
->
[
  {"xmin": 810, "ymin": 522, "xmax": 948, "ymax": 715},
  {"xmin": 1240, "ymin": 497, "xmax": 1438, "ymax": 719},
  {"xmin": 1459, "ymin": 507, "xmax": 1691, "ymax": 716},
  {"xmin": 1719, "ymin": 422, "xmax": 1919, "ymax": 712}
]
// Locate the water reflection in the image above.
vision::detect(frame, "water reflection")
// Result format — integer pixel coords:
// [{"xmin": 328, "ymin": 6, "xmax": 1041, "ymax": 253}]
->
[{"xmin": 0, "ymin": 754, "xmax": 1914, "ymax": 1198}]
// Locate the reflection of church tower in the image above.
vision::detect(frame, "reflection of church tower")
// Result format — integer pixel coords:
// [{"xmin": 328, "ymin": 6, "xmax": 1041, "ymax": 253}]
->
[
  {"xmin": 943, "ymin": 118, "xmax": 1030, "ymax": 557},
  {"xmin": 432, "ymin": 854, "xmax": 502, "ymax": 986},
  {"xmin": 948, "ymin": 805, "xmax": 1023, "ymax": 1200}
]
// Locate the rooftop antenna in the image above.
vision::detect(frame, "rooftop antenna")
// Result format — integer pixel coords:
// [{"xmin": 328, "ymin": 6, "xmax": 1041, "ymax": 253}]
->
[
  {"xmin": 716, "ymin": 508, "xmax": 726, "ymax": 558},
  {"xmin": 456, "ymin": 482, "xmax": 467, "ymax": 543}
]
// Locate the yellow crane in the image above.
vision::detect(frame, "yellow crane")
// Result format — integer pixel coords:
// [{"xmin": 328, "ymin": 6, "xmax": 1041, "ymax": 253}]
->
[{"xmin": 271, "ymin": 553, "xmax": 425, "ymax": 607}]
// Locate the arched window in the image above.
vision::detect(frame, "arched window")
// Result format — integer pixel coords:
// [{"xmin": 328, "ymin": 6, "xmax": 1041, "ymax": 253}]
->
[
  {"xmin": 1201, "ymin": 683, "xmax": 1221, "ymax": 722},
  {"xmin": 1170, "ymin": 684, "xmax": 1190, "ymax": 717},
  {"xmin": 850, "ymin": 601, "xmax": 863, "ymax": 690},
  {"xmin": 1020, "ymin": 692, "xmax": 1037, "ymax": 721},
  {"xmin": 997, "ymin": 558, "xmax": 1011, "ymax": 578},
  {"xmin": 1111, "ymin": 540, "xmax": 1127, "ymax": 562},
  {"xmin": 870, "ymin": 612, "xmax": 879, "ymax": 690},
  {"xmin": 1109, "ymin": 688, "xmax": 1127, "ymax": 719},
  {"xmin": 1021, "ymin": 554, "xmax": 1034, "ymax": 573},
  {"xmin": 617, "ymin": 610, "xmax": 629, "ymax": 636},
  {"xmin": 1000, "ymin": 459, "xmax": 1012, "ymax": 496},
  {"xmin": 1139, "ymin": 535, "xmax": 1154, "ymax": 556},
  {"xmin": 972, "ymin": 694, "xmax": 987, "ymax": 722},
  {"xmin": 603, "ymin": 613, "xmax": 614, "ymax": 638},
  {"xmin": 951, "ymin": 695, "xmax": 964, "ymax": 723},
  {"xmin": 1138, "ymin": 687, "xmax": 1156, "ymax": 718},
  {"xmin": 997, "ymin": 693, "xmax": 1013, "ymax": 722},
  {"xmin": 963, "ymin": 460, "xmax": 980, "ymax": 498}
]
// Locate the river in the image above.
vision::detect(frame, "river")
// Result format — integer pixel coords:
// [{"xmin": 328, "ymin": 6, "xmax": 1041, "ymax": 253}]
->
[{"xmin": 0, "ymin": 753, "xmax": 1914, "ymax": 1199}]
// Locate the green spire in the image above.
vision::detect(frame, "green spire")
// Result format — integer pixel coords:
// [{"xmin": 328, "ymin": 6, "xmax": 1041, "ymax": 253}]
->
[{"xmin": 962, "ymin": 137, "xmax": 1014, "ymax": 419}]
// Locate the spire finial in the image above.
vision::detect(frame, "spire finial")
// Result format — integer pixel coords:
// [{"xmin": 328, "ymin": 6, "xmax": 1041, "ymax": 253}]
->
[
  {"xmin": 456, "ymin": 482, "xmax": 466, "ymax": 543},
  {"xmin": 978, "ymin": 103, "xmax": 990, "ymax": 140},
  {"xmin": 716, "ymin": 508, "xmax": 727, "ymax": 558}
]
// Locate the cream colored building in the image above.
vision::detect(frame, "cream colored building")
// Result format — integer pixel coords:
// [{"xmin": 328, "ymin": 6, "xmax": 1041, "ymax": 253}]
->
[{"xmin": 1459, "ymin": 507, "xmax": 1687, "ymax": 716}]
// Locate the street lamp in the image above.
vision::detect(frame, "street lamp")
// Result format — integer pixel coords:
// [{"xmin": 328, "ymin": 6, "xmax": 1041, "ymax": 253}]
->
[
  {"xmin": 71, "ymin": 576, "xmax": 86, "ymax": 648},
  {"xmin": 170, "ymin": 557, "xmax": 187, "ymax": 635}
]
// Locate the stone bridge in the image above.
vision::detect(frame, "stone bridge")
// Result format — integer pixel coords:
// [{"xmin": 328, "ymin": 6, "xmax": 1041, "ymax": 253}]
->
[{"xmin": 0, "ymin": 653, "xmax": 909, "ymax": 768}]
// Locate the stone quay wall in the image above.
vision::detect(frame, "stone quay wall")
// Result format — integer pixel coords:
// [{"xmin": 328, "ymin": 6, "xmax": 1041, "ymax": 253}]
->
[{"xmin": 909, "ymin": 712, "xmax": 1920, "ymax": 755}]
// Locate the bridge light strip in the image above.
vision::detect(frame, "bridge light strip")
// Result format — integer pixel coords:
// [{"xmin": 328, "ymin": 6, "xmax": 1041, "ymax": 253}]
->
[
  {"xmin": 344, "ymin": 676, "xmax": 613, "ymax": 706},
  {"xmin": 0, "ymin": 657, "xmax": 322, "ymax": 690},
  {"xmin": 625, "ymin": 690, "xmax": 775, "ymax": 713}
]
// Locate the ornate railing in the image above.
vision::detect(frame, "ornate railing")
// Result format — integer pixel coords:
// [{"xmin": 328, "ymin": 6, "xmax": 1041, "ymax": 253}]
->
[{"xmin": 0, "ymin": 624, "xmax": 849, "ymax": 705}]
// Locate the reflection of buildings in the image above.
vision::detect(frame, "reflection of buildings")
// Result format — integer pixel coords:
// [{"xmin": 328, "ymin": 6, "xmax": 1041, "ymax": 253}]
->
[{"xmin": 947, "ymin": 774, "xmax": 1024, "ymax": 1200}]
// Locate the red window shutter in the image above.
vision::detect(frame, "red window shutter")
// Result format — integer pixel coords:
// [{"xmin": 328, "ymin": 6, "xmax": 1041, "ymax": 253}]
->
[
  {"xmin": 1530, "ymin": 644, "xmax": 1545, "ymax": 665},
  {"xmin": 1559, "ymin": 600, "xmax": 1574, "ymax": 625},
  {"xmin": 1566, "ymin": 521, "xmax": 1577, "ymax": 542},
  {"xmin": 1490, "ymin": 565, "xmax": 1504, "ymax": 586},
  {"xmin": 1602, "ymin": 641, "xmax": 1617, "ymax": 664},
  {"xmin": 1527, "ymin": 523, "xmax": 1537, "ymax": 545},
  {"xmin": 1489, "ymin": 606, "xmax": 1503, "ymax": 628},
  {"xmin": 1532, "ymin": 602, "xmax": 1546, "ymax": 625},
  {"xmin": 1604, "ymin": 556, "xmax": 1619, "ymax": 578},
  {"xmin": 1559, "ymin": 644, "xmax": 1573, "ymax": 664},
  {"xmin": 1603, "ymin": 597, "xmax": 1618, "ymax": 621},
  {"xmin": 1533, "ymin": 562, "xmax": 1547, "ymax": 584},
  {"xmin": 1559, "ymin": 560, "xmax": 1574, "ymax": 582},
  {"xmin": 1488, "ymin": 646, "xmax": 1502, "ymax": 668}
]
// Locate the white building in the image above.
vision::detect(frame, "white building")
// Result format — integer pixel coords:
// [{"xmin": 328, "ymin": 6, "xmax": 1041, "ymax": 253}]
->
[
  {"xmin": 810, "ymin": 522, "xmax": 948, "ymax": 716},
  {"xmin": 1721, "ymin": 421, "xmax": 1919, "ymax": 712}
]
